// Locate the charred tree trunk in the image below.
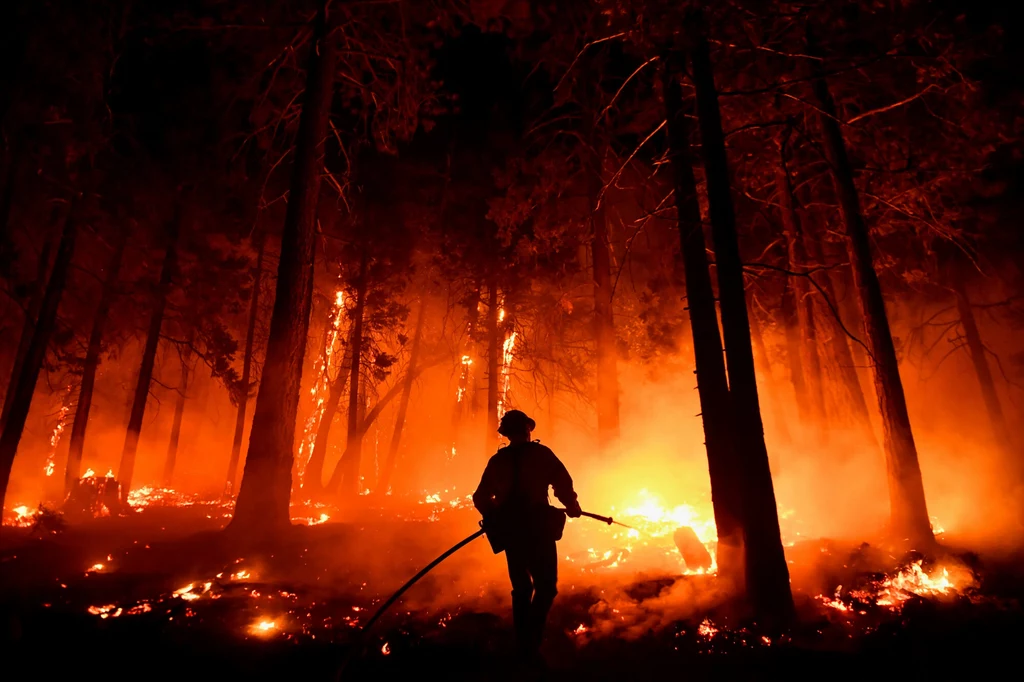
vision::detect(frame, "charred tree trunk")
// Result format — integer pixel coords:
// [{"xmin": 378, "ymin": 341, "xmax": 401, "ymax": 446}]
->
[
  {"xmin": 116, "ymin": 211, "xmax": 180, "ymax": 501},
  {"xmin": 662, "ymin": 56, "xmax": 744, "ymax": 583},
  {"xmin": 811, "ymin": 59, "xmax": 932, "ymax": 545},
  {"xmin": 0, "ymin": 138, "xmax": 23, "ymax": 266},
  {"xmin": 378, "ymin": 299, "xmax": 426, "ymax": 495},
  {"xmin": 802, "ymin": 226, "xmax": 877, "ymax": 445},
  {"xmin": 162, "ymin": 345, "xmax": 192, "ymax": 486},
  {"xmin": 485, "ymin": 279, "xmax": 500, "ymax": 451},
  {"xmin": 590, "ymin": 173, "xmax": 621, "ymax": 448},
  {"xmin": 0, "ymin": 204, "xmax": 78, "ymax": 513},
  {"xmin": 1, "ymin": 225, "xmax": 58, "ymax": 431},
  {"xmin": 779, "ymin": 273, "xmax": 809, "ymax": 417},
  {"xmin": 230, "ymin": 2, "xmax": 335, "ymax": 535},
  {"xmin": 747, "ymin": 299, "xmax": 793, "ymax": 446},
  {"xmin": 776, "ymin": 143, "xmax": 826, "ymax": 423},
  {"xmin": 689, "ymin": 23, "xmax": 794, "ymax": 620},
  {"xmin": 949, "ymin": 265, "xmax": 1013, "ymax": 452},
  {"xmin": 225, "ymin": 230, "xmax": 266, "ymax": 497},
  {"xmin": 305, "ymin": 327, "xmax": 353, "ymax": 499},
  {"xmin": 64, "ymin": 227, "xmax": 129, "ymax": 493},
  {"xmin": 338, "ymin": 252, "xmax": 368, "ymax": 500}
]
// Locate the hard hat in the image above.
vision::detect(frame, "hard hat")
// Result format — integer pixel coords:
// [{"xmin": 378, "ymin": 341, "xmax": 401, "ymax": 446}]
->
[{"xmin": 497, "ymin": 409, "xmax": 535, "ymax": 436}]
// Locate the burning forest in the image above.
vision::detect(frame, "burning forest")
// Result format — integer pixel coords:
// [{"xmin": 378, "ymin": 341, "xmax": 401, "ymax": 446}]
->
[{"xmin": 1, "ymin": 1, "xmax": 1022, "ymax": 680}]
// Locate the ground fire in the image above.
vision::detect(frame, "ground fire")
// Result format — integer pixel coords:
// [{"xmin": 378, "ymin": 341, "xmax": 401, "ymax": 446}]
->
[{"xmin": 1, "ymin": 1, "xmax": 1022, "ymax": 680}]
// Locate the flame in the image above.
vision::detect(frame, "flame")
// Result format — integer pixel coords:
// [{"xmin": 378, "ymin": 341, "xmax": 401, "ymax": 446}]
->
[
  {"xmin": 819, "ymin": 560, "xmax": 977, "ymax": 615},
  {"xmin": 87, "ymin": 563, "xmax": 105, "ymax": 573},
  {"xmin": 44, "ymin": 383, "xmax": 74, "ymax": 477},
  {"xmin": 381, "ymin": 642, "xmax": 390, "ymax": 655},
  {"xmin": 82, "ymin": 468, "xmax": 95, "ymax": 479},
  {"xmin": 697, "ymin": 618, "xmax": 718, "ymax": 639}
]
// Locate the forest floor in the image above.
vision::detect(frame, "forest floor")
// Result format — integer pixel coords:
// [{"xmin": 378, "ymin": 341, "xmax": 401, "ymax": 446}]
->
[{"xmin": 1, "ymin": 504, "xmax": 1022, "ymax": 681}]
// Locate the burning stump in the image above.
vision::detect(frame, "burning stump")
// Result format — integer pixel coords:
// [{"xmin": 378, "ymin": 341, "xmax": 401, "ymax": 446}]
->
[
  {"xmin": 673, "ymin": 526, "xmax": 712, "ymax": 572},
  {"xmin": 64, "ymin": 475, "xmax": 123, "ymax": 521}
]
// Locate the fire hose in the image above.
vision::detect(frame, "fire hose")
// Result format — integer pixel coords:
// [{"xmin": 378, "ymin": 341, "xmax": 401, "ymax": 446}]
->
[{"xmin": 335, "ymin": 509, "xmax": 627, "ymax": 679}]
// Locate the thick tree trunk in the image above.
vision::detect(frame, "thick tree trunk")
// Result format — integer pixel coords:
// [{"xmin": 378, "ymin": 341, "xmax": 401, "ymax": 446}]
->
[
  {"xmin": 0, "ymin": 204, "xmax": 78, "ymax": 514},
  {"xmin": 802, "ymin": 226, "xmax": 877, "ymax": 445},
  {"xmin": 689, "ymin": 25, "xmax": 794, "ymax": 620},
  {"xmin": 776, "ymin": 145, "xmax": 826, "ymax": 422},
  {"xmin": 162, "ymin": 346, "xmax": 191, "ymax": 486},
  {"xmin": 225, "ymin": 230, "xmax": 266, "ymax": 497},
  {"xmin": 305, "ymin": 327, "xmax": 353, "ymax": 499},
  {"xmin": 377, "ymin": 299, "xmax": 426, "ymax": 494},
  {"xmin": 811, "ymin": 63, "xmax": 933, "ymax": 545},
  {"xmin": 747, "ymin": 299, "xmax": 793, "ymax": 446},
  {"xmin": 64, "ymin": 227, "xmax": 129, "ymax": 494},
  {"xmin": 230, "ymin": 1, "xmax": 335, "ymax": 535},
  {"xmin": 662, "ymin": 56, "xmax": 744, "ymax": 583},
  {"xmin": 116, "ymin": 212, "xmax": 180, "ymax": 501},
  {"xmin": 485, "ymin": 280, "xmax": 500, "ymax": 451},
  {"xmin": 338, "ymin": 253, "xmax": 368, "ymax": 500},
  {"xmin": 949, "ymin": 266, "xmax": 1013, "ymax": 452},
  {"xmin": 590, "ymin": 172, "xmax": 621, "ymax": 447},
  {"xmin": 1, "ymin": 226, "xmax": 58, "ymax": 431}
]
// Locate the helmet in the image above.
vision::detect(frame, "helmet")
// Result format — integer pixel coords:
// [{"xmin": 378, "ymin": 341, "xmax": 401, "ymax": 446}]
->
[{"xmin": 497, "ymin": 409, "xmax": 535, "ymax": 437}]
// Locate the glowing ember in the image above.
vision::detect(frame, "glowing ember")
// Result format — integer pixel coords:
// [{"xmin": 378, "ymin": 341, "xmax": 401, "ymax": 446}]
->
[
  {"xmin": 572, "ymin": 624, "xmax": 588, "ymax": 635},
  {"xmin": 697, "ymin": 618, "xmax": 718, "ymax": 640},
  {"xmin": 381, "ymin": 642, "xmax": 390, "ymax": 655},
  {"xmin": 87, "ymin": 563, "xmax": 105, "ymax": 573},
  {"xmin": 250, "ymin": 618, "xmax": 280, "ymax": 636}
]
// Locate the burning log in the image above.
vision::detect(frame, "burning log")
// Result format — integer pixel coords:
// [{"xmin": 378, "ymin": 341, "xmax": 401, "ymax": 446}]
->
[
  {"xmin": 674, "ymin": 525, "xmax": 713, "ymax": 573},
  {"xmin": 64, "ymin": 471, "xmax": 122, "ymax": 521}
]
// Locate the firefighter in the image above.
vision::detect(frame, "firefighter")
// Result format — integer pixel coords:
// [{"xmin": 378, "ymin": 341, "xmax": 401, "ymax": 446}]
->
[{"xmin": 473, "ymin": 410, "xmax": 582, "ymax": 659}]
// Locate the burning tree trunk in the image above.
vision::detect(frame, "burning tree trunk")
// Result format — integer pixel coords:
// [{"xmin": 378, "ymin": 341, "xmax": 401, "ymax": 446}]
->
[
  {"xmin": 162, "ymin": 344, "xmax": 192, "ymax": 486},
  {"xmin": 747, "ymin": 299, "xmax": 793, "ymax": 446},
  {"xmin": 948, "ymin": 262, "xmax": 1013, "ymax": 452},
  {"xmin": 776, "ymin": 141, "xmax": 826, "ymax": 422},
  {"xmin": 0, "ymin": 203, "xmax": 78, "ymax": 513},
  {"xmin": 230, "ymin": 1, "xmax": 335, "ymax": 535},
  {"xmin": 485, "ymin": 279, "xmax": 500, "ymax": 451},
  {"xmin": 64, "ymin": 227, "xmax": 129, "ymax": 493},
  {"xmin": 689, "ymin": 22, "xmax": 794, "ymax": 619},
  {"xmin": 810, "ymin": 60, "xmax": 933, "ymax": 545},
  {"xmin": 802, "ymin": 225, "xmax": 877, "ymax": 446},
  {"xmin": 116, "ymin": 211, "xmax": 180, "ymax": 501},
  {"xmin": 590, "ymin": 173, "xmax": 620, "ymax": 448},
  {"xmin": 377, "ymin": 298, "xmax": 426, "ymax": 494},
  {"xmin": 304, "ymin": 333, "xmax": 353, "ymax": 499},
  {"xmin": 661, "ymin": 56, "xmax": 743, "ymax": 582},
  {"xmin": 338, "ymin": 252, "xmax": 368, "ymax": 500},
  {"xmin": 225, "ymin": 230, "xmax": 266, "ymax": 497},
  {"xmin": 1, "ymin": 223, "xmax": 58, "ymax": 431}
]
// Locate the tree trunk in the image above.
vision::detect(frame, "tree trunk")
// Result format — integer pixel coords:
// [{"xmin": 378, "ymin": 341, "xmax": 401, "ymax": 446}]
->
[
  {"xmin": 377, "ymin": 298, "xmax": 426, "ymax": 494},
  {"xmin": 689, "ymin": 23, "xmax": 794, "ymax": 620},
  {"xmin": 64, "ymin": 227, "xmax": 129, "ymax": 494},
  {"xmin": 225, "ymin": 230, "xmax": 266, "ymax": 497},
  {"xmin": 662, "ymin": 55, "xmax": 744, "ymax": 583},
  {"xmin": 230, "ymin": 1, "xmax": 335, "ymax": 536},
  {"xmin": 1, "ymin": 225, "xmax": 59, "ymax": 431},
  {"xmin": 776, "ymin": 144, "xmax": 826, "ymax": 423},
  {"xmin": 949, "ymin": 265, "xmax": 1013, "ymax": 452},
  {"xmin": 485, "ymin": 280, "xmax": 500, "ymax": 451},
  {"xmin": 162, "ymin": 345, "xmax": 191, "ymax": 486},
  {"xmin": 304, "ymin": 327, "xmax": 353, "ymax": 499},
  {"xmin": 590, "ymin": 171, "xmax": 620, "ymax": 448},
  {"xmin": 116, "ymin": 211, "xmax": 180, "ymax": 501},
  {"xmin": 0, "ymin": 203, "xmax": 78, "ymax": 514},
  {"xmin": 802, "ymin": 225, "xmax": 877, "ymax": 445},
  {"xmin": 779, "ymin": 273, "xmax": 809, "ymax": 417},
  {"xmin": 0, "ymin": 138, "xmax": 23, "ymax": 266},
  {"xmin": 747, "ymin": 299, "xmax": 793, "ymax": 446},
  {"xmin": 810, "ymin": 58, "xmax": 933, "ymax": 545},
  {"xmin": 338, "ymin": 252, "xmax": 368, "ymax": 500}
]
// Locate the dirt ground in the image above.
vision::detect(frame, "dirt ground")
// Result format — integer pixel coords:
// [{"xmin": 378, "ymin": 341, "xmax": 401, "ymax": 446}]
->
[{"xmin": 2, "ymin": 507, "xmax": 1022, "ymax": 681}]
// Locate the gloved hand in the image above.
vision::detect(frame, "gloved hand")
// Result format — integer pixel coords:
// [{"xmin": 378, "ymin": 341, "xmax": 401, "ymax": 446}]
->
[{"xmin": 565, "ymin": 502, "xmax": 582, "ymax": 518}]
